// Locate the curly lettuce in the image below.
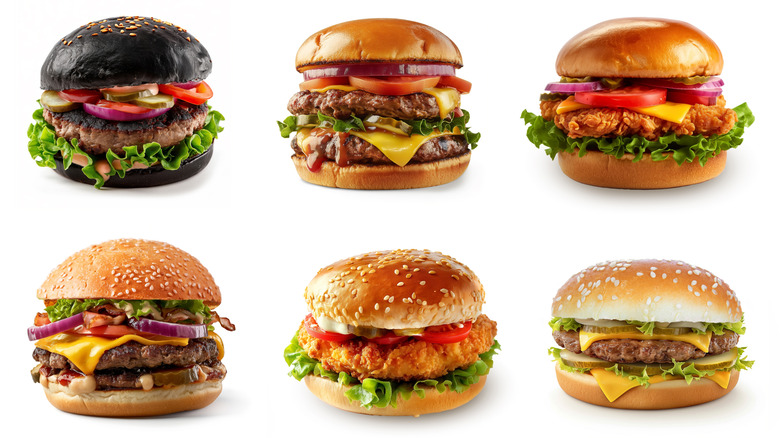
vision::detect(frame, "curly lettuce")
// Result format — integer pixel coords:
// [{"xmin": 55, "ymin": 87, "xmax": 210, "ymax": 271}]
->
[
  {"xmin": 522, "ymin": 102, "xmax": 754, "ymax": 165},
  {"xmin": 28, "ymin": 105, "xmax": 224, "ymax": 188},
  {"xmin": 284, "ymin": 332, "xmax": 499, "ymax": 409},
  {"xmin": 548, "ymin": 317, "xmax": 582, "ymax": 332},
  {"xmin": 44, "ymin": 299, "xmax": 211, "ymax": 323}
]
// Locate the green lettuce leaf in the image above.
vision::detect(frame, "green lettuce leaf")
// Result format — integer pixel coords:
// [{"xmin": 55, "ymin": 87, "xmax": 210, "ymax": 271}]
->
[
  {"xmin": 548, "ymin": 317, "xmax": 582, "ymax": 332},
  {"xmin": 522, "ymin": 102, "xmax": 754, "ymax": 165},
  {"xmin": 28, "ymin": 105, "xmax": 224, "ymax": 189},
  {"xmin": 44, "ymin": 299, "xmax": 211, "ymax": 323},
  {"xmin": 626, "ymin": 321, "xmax": 656, "ymax": 335}
]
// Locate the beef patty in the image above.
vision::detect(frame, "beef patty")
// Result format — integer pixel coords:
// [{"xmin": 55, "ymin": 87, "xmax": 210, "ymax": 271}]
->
[{"xmin": 288, "ymin": 89, "xmax": 442, "ymax": 120}]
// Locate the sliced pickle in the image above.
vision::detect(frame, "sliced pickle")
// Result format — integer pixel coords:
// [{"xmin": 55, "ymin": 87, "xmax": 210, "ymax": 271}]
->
[
  {"xmin": 618, "ymin": 363, "xmax": 668, "ymax": 376},
  {"xmin": 581, "ymin": 324, "xmax": 638, "ymax": 334},
  {"xmin": 133, "ymin": 93, "xmax": 174, "ymax": 109},
  {"xmin": 540, "ymin": 92, "xmax": 570, "ymax": 101},
  {"xmin": 353, "ymin": 326, "xmax": 386, "ymax": 338},
  {"xmin": 295, "ymin": 114, "xmax": 319, "ymax": 128},
  {"xmin": 559, "ymin": 349, "xmax": 614, "ymax": 369},
  {"xmin": 394, "ymin": 328, "xmax": 424, "ymax": 336},
  {"xmin": 31, "ymin": 364, "xmax": 42, "ymax": 383},
  {"xmin": 559, "ymin": 76, "xmax": 593, "ymax": 83},
  {"xmin": 102, "ymin": 88, "xmax": 154, "ymax": 102},
  {"xmin": 651, "ymin": 326, "xmax": 692, "ymax": 335},
  {"xmin": 152, "ymin": 366, "xmax": 199, "ymax": 386},
  {"xmin": 600, "ymin": 78, "xmax": 624, "ymax": 89},
  {"xmin": 617, "ymin": 348, "xmax": 738, "ymax": 376},
  {"xmin": 41, "ymin": 90, "xmax": 79, "ymax": 112},
  {"xmin": 668, "ymin": 76, "xmax": 711, "ymax": 85},
  {"xmin": 363, "ymin": 115, "xmax": 413, "ymax": 136}
]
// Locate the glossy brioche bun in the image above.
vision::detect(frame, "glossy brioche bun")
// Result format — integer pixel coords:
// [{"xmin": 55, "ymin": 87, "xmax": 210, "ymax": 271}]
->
[
  {"xmin": 296, "ymin": 18, "xmax": 462, "ymax": 71},
  {"xmin": 305, "ymin": 249, "xmax": 484, "ymax": 329},
  {"xmin": 556, "ymin": 150, "xmax": 727, "ymax": 189},
  {"xmin": 303, "ymin": 375, "xmax": 486, "ymax": 416},
  {"xmin": 555, "ymin": 365, "xmax": 739, "ymax": 409},
  {"xmin": 556, "ymin": 17, "xmax": 723, "ymax": 78},
  {"xmin": 552, "ymin": 259, "xmax": 742, "ymax": 323},
  {"xmin": 37, "ymin": 238, "xmax": 221, "ymax": 306},
  {"xmin": 42, "ymin": 380, "xmax": 222, "ymax": 417},
  {"xmin": 41, "ymin": 16, "xmax": 211, "ymax": 90},
  {"xmin": 292, "ymin": 153, "xmax": 470, "ymax": 190}
]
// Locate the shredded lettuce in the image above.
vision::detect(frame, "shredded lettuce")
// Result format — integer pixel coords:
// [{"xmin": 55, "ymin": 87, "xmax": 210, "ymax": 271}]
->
[
  {"xmin": 44, "ymin": 299, "xmax": 211, "ymax": 323},
  {"xmin": 284, "ymin": 332, "xmax": 499, "ymax": 409},
  {"xmin": 548, "ymin": 317, "xmax": 582, "ymax": 332},
  {"xmin": 522, "ymin": 102, "xmax": 754, "ymax": 165},
  {"xmin": 28, "ymin": 105, "xmax": 224, "ymax": 189}
]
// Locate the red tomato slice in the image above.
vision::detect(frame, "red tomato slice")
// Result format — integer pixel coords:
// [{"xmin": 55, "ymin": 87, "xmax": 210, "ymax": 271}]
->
[
  {"xmin": 300, "ymin": 77, "xmax": 350, "ymax": 91},
  {"xmin": 436, "ymin": 76, "xmax": 472, "ymax": 94},
  {"xmin": 158, "ymin": 81, "xmax": 213, "ymax": 105},
  {"xmin": 95, "ymin": 99, "xmax": 152, "ymax": 114},
  {"xmin": 58, "ymin": 89, "xmax": 101, "ymax": 104},
  {"xmin": 348, "ymin": 76, "xmax": 440, "ymax": 95},
  {"xmin": 575, "ymin": 86, "xmax": 666, "ymax": 108},
  {"xmin": 303, "ymin": 314, "xmax": 356, "ymax": 342},
  {"xmin": 419, "ymin": 320, "xmax": 472, "ymax": 344},
  {"xmin": 71, "ymin": 324, "xmax": 141, "ymax": 338},
  {"xmin": 666, "ymin": 90, "xmax": 717, "ymax": 106},
  {"xmin": 368, "ymin": 332, "xmax": 408, "ymax": 345}
]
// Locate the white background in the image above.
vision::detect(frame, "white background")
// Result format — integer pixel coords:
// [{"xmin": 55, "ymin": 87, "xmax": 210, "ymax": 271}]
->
[{"xmin": 3, "ymin": 0, "xmax": 775, "ymax": 435}]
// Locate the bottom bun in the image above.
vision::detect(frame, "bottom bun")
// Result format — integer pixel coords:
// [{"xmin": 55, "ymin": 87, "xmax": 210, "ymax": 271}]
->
[
  {"xmin": 303, "ymin": 374, "xmax": 486, "ymax": 416},
  {"xmin": 292, "ymin": 152, "xmax": 470, "ymax": 190},
  {"xmin": 555, "ymin": 364, "xmax": 739, "ymax": 409},
  {"xmin": 556, "ymin": 149, "xmax": 726, "ymax": 189},
  {"xmin": 42, "ymin": 380, "xmax": 222, "ymax": 417}
]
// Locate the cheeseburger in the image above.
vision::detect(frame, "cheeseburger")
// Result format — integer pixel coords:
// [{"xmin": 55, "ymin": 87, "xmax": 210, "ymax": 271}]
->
[
  {"xmin": 549, "ymin": 260, "xmax": 753, "ymax": 409},
  {"xmin": 284, "ymin": 250, "xmax": 499, "ymax": 416},
  {"xmin": 523, "ymin": 18, "xmax": 754, "ymax": 189},
  {"xmin": 278, "ymin": 19, "xmax": 480, "ymax": 189},
  {"xmin": 28, "ymin": 239, "xmax": 235, "ymax": 416},
  {"xmin": 28, "ymin": 16, "xmax": 224, "ymax": 188}
]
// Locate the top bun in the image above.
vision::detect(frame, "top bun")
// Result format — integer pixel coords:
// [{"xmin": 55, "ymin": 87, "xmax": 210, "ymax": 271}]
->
[
  {"xmin": 556, "ymin": 18, "xmax": 723, "ymax": 78},
  {"xmin": 41, "ymin": 16, "xmax": 212, "ymax": 90},
  {"xmin": 551, "ymin": 260, "xmax": 741, "ymax": 323},
  {"xmin": 295, "ymin": 18, "xmax": 462, "ymax": 72},
  {"xmin": 38, "ymin": 239, "xmax": 221, "ymax": 306},
  {"xmin": 304, "ymin": 249, "xmax": 484, "ymax": 329}
]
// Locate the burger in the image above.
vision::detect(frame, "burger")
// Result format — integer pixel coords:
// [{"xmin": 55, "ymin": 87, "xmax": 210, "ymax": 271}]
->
[
  {"xmin": 522, "ymin": 18, "xmax": 754, "ymax": 189},
  {"xmin": 284, "ymin": 249, "xmax": 499, "ymax": 416},
  {"xmin": 277, "ymin": 19, "xmax": 479, "ymax": 190},
  {"xmin": 27, "ymin": 16, "xmax": 224, "ymax": 189},
  {"xmin": 549, "ymin": 259, "xmax": 753, "ymax": 409},
  {"xmin": 27, "ymin": 239, "xmax": 235, "ymax": 416}
]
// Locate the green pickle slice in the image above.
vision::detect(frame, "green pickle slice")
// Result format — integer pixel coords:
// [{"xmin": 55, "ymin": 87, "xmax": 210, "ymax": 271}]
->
[
  {"xmin": 41, "ymin": 90, "xmax": 80, "ymax": 112},
  {"xmin": 133, "ymin": 93, "xmax": 175, "ymax": 109},
  {"xmin": 363, "ymin": 115, "xmax": 413, "ymax": 136},
  {"xmin": 152, "ymin": 366, "xmax": 200, "ymax": 386}
]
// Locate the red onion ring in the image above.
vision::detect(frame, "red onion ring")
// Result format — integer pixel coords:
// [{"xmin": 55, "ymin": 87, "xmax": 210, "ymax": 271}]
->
[
  {"xmin": 83, "ymin": 103, "xmax": 172, "ymax": 122},
  {"xmin": 302, "ymin": 63, "xmax": 458, "ymax": 80},
  {"xmin": 128, "ymin": 318, "xmax": 207, "ymax": 338},
  {"xmin": 27, "ymin": 313, "xmax": 84, "ymax": 341},
  {"xmin": 545, "ymin": 81, "xmax": 605, "ymax": 93}
]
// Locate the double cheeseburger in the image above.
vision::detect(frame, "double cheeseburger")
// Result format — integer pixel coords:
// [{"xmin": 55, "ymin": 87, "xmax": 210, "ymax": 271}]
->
[
  {"xmin": 284, "ymin": 250, "xmax": 499, "ymax": 416},
  {"xmin": 278, "ymin": 19, "xmax": 480, "ymax": 189},
  {"xmin": 28, "ymin": 239, "xmax": 235, "ymax": 416},
  {"xmin": 523, "ymin": 18, "xmax": 754, "ymax": 189},
  {"xmin": 28, "ymin": 16, "xmax": 224, "ymax": 189},
  {"xmin": 549, "ymin": 260, "xmax": 753, "ymax": 409}
]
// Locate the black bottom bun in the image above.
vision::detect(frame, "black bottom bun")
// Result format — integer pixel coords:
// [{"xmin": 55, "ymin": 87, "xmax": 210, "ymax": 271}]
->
[
  {"xmin": 53, "ymin": 145, "xmax": 213, "ymax": 188},
  {"xmin": 303, "ymin": 374, "xmax": 486, "ymax": 416}
]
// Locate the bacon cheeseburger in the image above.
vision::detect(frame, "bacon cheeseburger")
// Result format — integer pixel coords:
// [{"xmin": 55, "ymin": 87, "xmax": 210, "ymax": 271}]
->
[
  {"xmin": 27, "ymin": 239, "xmax": 235, "ymax": 417},
  {"xmin": 549, "ymin": 260, "xmax": 753, "ymax": 409},
  {"xmin": 523, "ymin": 18, "xmax": 754, "ymax": 189},
  {"xmin": 278, "ymin": 19, "xmax": 479, "ymax": 189},
  {"xmin": 284, "ymin": 250, "xmax": 499, "ymax": 416},
  {"xmin": 28, "ymin": 16, "xmax": 224, "ymax": 189}
]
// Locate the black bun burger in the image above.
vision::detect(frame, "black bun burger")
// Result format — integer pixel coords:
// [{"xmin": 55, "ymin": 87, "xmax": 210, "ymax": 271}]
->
[{"xmin": 28, "ymin": 16, "xmax": 224, "ymax": 188}]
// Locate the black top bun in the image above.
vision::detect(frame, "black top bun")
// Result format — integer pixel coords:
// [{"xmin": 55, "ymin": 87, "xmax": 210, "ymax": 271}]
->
[{"xmin": 41, "ymin": 16, "xmax": 211, "ymax": 90}]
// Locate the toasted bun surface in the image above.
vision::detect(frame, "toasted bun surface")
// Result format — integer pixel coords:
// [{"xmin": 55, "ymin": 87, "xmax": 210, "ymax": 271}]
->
[
  {"xmin": 555, "ymin": 365, "xmax": 738, "ymax": 409},
  {"xmin": 41, "ymin": 16, "xmax": 211, "ymax": 90},
  {"xmin": 556, "ymin": 18, "xmax": 723, "ymax": 78},
  {"xmin": 552, "ymin": 259, "xmax": 742, "ymax": 323},
  {"xmin": 556, "ymin": 150, "xmax": 726, "ymax": 189},
  {"xmin": 292, "ymin": 153, "xmax": 470, "ymax": 190},
  {"xmin": 303, "ymin": 375, "xmax": 486, "ymax": 416},
  {"xmin": 296, "ymin": 18, "xmax": 462, "ymax": 71},
  {"xmin": 305, "ymin": 249, "xmax": 484, "ymax": 329},
  {"xmin": 38, "ymin": 238, "xmax": 221, "ymax": 306},
  {"xmin": 42, "ymin": 380, "xmax": 222, "ymax": 417}
]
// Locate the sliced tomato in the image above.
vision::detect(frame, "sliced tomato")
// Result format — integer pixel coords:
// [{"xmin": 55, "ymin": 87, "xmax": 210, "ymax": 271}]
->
[
  {"xmin": 303, "ymin": 314, "xmax": 355, "ymax": 342},
  {"xmin": 71, "ymin": 324, "xmax": 141, "ymax": 338},
  {"xmin": 348, "ymin": 76, "xmax": 440, "ymax": 96},
  {"xmin": 436, "ymin": 75, "xmax": 472, "ymax": 94},
  {"xmin": 159, "ymin": 81, "xmax": 213, "ymax": 105},
  {"xmin": 34, "ymin": 312, "xmax": 51, "ymax": 326},
  {"xmin": 300, "ymin": 77, "xmax": 350, "ymax": 91},
  {"xmin": 95, "ymin": 99, "xmax": 152, "ymax": 114},
  {"xmin": 58, "ymin": 89, "xmax": 101, "ymax": 104},
  {"xmin": 575, "ymin": 86, "xmax": 666, "ymax": 108},
  {"xmin": 419, "ymin": 320, "xmax": 472, "ymax": 344},
  {"xmin": 368, "ymin": 332, "xmax": 408, "ymax": 345},
  {"xmin": 666, "ymin": 90, "xmax": 717, "ymax": 106}
]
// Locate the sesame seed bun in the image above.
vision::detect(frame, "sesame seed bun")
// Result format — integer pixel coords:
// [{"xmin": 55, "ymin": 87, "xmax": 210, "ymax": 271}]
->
[
  {"xmin": 295, "ymin": 18, "xmax": 462, "ymax": 72},
  {"xmin": 556, "ymin": 18, "xmax": 723, "ymax": 79},
  {"xmin": 552, "ymin": 259, "xmax": 742, "ymax": 323},
  {"xmin": 37, "ymin": 238, "xmax": 221, "ymax": 306},
  {"xmin": 304, "ymin": 249, "xmax": 484, "ymax": 329}
]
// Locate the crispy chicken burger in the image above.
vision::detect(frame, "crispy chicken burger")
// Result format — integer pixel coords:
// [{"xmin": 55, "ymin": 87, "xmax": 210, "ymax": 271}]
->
[
  {"xmin": 549, "ymin": 260, "xmax": 753, "ymax": 409},
  {"xmin": 28, "ymin": 16, "xmax": 224, "ymax": 188},
  {"xmin": 523, "ymin": 18, "xmax": 754, "ymax": 189},
  {"xmin": 28, "ymin": 239, "xmax": 235, "ymax": 417},
  {"xmin": 284, "ymin": 250, "xmax": 499, "ymax": 416},
  {"xmin": 278, "ymin": 19, "xmax": 480, "ymax": 189}
]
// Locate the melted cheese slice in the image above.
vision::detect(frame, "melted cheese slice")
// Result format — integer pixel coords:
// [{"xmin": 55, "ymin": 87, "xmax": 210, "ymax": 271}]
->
[
  {"xmin": 555, "ymin": 95, "xmax": 692, "ymax": 124},
  {"xmin": 35, "ymin": 333, "xmax": 189, "ymax": 375},
  {"xmin": 311, "ymin": 86, "xmax": 460, "ymax": 119},
  {"xmin": 589, "ymin": 368, "xmax": 732, "ymax": 402},
  {"xmin": 580, "ymin": 330, "xmax": 712, "ymax": 353},
  {"xmin": 351, "ymin": 129, "xmax": 455, "ymax": 166}
]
